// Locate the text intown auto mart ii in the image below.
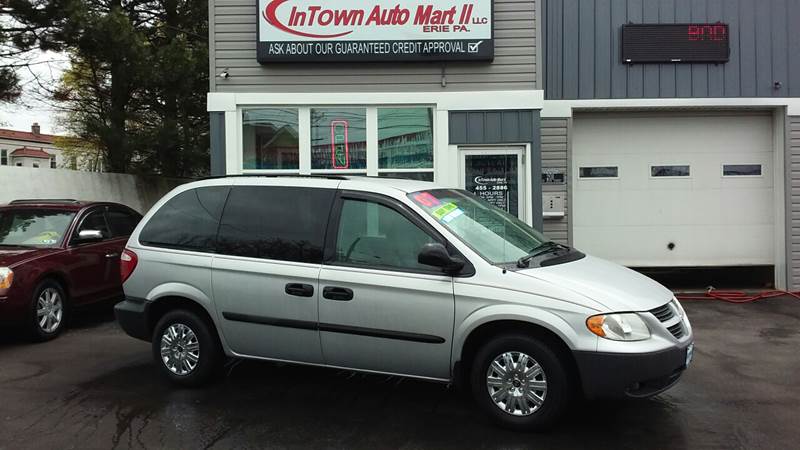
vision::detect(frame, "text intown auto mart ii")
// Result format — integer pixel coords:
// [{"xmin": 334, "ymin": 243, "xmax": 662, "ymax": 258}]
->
[{"xmin": 257, "ymin": 1, "xmax": 494, "ymax": 62}]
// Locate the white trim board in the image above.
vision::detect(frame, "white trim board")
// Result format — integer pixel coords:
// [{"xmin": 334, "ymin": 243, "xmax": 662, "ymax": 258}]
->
[
  {"xmin": 541, "ymin": 98, "xmax": 800, "ymax": 118},
  {"xmin": 208, "ymin": 90, "xmax": 545, "ymax": 113}
]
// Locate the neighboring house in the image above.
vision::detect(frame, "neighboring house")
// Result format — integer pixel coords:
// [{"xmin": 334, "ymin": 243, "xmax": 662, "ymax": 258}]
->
[
  {"xmin": 0, "ymin": 123, "xmax": 65, "ymax": 169},
  {"xmin": 7, "ymin": 147, "xmax": 56, "ymax": 169}
]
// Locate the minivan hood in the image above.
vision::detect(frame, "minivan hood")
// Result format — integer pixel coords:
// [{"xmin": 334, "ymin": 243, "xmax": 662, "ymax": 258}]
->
[
  {"xmin": 0, "ymin": 247, "xmax": 57, "ymax": 268},
  {"xmin": 517, "ymin": 254, "xmax": 673, "ymax": 312}
]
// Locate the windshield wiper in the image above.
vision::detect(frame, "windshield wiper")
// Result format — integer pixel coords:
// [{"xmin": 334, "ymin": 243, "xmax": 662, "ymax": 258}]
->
[{"xmin": 517, "ymin": 241, "xmax": 569, "ymax": 268}]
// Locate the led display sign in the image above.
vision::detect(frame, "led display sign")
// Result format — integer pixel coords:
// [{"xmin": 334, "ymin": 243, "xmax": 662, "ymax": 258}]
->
[{"xmin": 621, "ymin": 23, "xmax": 730, "ymax": 63}]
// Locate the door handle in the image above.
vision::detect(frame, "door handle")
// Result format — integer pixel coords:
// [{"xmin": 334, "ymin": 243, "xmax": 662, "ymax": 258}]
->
[
  {"xmin": 285, "ymin": 283, "xmax": 314, "ymax": 298},
  {"xmin": 323, "ymin": 286, "xmax": 354, "ymax": 301},
  {"xmin": 105, "ymin": 252, "xmax": 120, "ymax": 259}
]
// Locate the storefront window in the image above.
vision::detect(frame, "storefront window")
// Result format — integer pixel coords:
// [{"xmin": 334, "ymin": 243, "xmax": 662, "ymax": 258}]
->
[
  {"xmin": 242, "ymin": 109, "xmax": 299, "ymax": 170},
  {"xmin": 311, "ymin": 108, "xmax": 366, "ymax": 170},
  {"xmin": 378, "ymin": 108, "xmax": 433, "ymax": 169}
]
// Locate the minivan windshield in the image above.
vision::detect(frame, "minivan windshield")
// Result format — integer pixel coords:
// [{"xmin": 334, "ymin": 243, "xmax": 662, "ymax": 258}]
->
[
  {"xmin": 409, "ymin": 189, "xmax": 549, "ymax": 265},
  {"xmin": 0, "ymin": 209, "xmax": 75, "ymax": 248}
]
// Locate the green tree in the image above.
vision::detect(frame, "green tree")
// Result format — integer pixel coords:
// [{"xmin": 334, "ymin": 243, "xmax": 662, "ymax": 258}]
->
[
  {"xmin": 53, "ymin": 134, "xmax": 103, "ymax": 171},
  {"xmin": 1, "ymin": 1, "xmax": 25, "ymax": 102},
  {"xmin": 136, "ymin": 0, "xmax": 210, "ymax": 177},
  {"xmin": 6, "ymin": 0, "xmax": 209, "ymax": 176}
]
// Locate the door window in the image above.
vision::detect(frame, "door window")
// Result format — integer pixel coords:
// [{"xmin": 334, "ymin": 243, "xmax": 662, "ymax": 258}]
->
[
  {"xmin": 217, "ymin": 186, "xmax": 334, "ymax": 263},
  {"xmin": 579, "ymin": 166, "xmax": 619, "ymax": 178},
  {"xmin": 463, "ymin": 153, "xmax": 520, "ymax": 218},
  {"xmin": 723, "ymin": 164, "xmax": 762, "ymax": 176},
  {"xmin": 107, "ymin": 208, "xmax": 142, "ymax": 237},
  {"xmin": 139, "ymin": 187, "xmax": 229, "ymax": 252},
  {"xmin": 77, "ymin": 210, "xmax": 111, "ymax": 240},
  {"xmin": 651, "ymin": 165, "xmax": 690, "ymax": 177},
  {"xmin": 334, "ymin": 198, "xmax": 437, "ymax": 272}
]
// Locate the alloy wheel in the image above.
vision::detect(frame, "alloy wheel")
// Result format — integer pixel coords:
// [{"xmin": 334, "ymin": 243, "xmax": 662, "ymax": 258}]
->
[
  {"xmin": 36, "ymin": 288, "xmax": 63, "ymax": 333},
  {"xmin": 486, "ymin": 351, "xmax": 548, "ymax": 416},
  {"xmin": 160, "ymin": 323, "xmax": 201, "ymax": 376}
]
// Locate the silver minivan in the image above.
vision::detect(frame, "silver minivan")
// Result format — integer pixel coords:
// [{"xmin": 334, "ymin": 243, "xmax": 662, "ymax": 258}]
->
[{"xmin": 115, "ymin": 175, "xmax": 693, "ymax": 430}]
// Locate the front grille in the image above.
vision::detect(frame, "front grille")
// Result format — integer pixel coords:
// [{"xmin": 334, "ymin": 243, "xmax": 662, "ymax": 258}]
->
[
  {"xmin": 649, "ymin": 303, "xmax": 675, "ymax": 322},
  {"xmin": 667, "ymin": 322, "xmax": 685, "ymax": 339}
]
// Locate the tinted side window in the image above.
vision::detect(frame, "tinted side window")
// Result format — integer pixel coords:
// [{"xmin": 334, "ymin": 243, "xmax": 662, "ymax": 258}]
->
[
  {"xmin": 139, "ymin": 187, "xmax": 229, "ymax": 252},
  {"xmin": 217, "ymin": 186, "xmax": 334, "ymax": 263},
  {"xmin": 107, "ymin": 208, "xmax": 142, "ymax": 237},
  {"xmin": 334, "ymin": 199, "xmax": 436, "ymax": 272},
  {"xmin": 78, "ymin": 209, "xmax": 111, "ymax": 239}
]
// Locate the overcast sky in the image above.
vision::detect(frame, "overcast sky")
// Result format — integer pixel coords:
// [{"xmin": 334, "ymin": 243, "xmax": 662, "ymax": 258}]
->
[{"xmin": 0, "ymin": 51, "xmax": 67, "ymax": 135}]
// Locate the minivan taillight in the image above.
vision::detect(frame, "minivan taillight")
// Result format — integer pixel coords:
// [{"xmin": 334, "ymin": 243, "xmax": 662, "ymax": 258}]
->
[{"xmin": 120, "ymin": 249, "xmax": 138, "ymax": 283}]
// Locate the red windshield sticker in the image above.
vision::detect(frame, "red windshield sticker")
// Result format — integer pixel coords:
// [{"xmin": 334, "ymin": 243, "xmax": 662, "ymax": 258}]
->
[{"xmin": 413, "ymin": 192, "xmax": 440, "ymax": 208}]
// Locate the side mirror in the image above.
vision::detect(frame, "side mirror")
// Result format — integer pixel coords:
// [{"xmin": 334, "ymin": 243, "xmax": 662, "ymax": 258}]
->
[
  {"xmin": 75, "ymin": 229, "xmax": 104, "ymax": 243},
  {"xmin": 418, "ymin": 243, "xmax": 465, "ymax": 274}
]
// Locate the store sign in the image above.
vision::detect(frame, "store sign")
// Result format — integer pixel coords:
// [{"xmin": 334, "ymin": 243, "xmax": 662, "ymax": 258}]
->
[
  {"xmin": 257, "ymin": 0, "xmax": 494, "ymax": 62},
  {"xmin": 473, "ymin": 175, "xmax": 509, "ymax": 210}
]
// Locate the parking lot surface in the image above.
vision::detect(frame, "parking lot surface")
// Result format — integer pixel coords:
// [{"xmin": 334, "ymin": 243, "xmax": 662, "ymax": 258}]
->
[{"xmin": 1, "ymin": 297, "xmax": 799, "ymax": 449}]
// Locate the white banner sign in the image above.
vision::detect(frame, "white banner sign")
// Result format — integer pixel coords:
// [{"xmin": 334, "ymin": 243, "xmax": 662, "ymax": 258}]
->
[{"xmin": 257, "ymin": 0, "xmax": 494, "ymax": 62}]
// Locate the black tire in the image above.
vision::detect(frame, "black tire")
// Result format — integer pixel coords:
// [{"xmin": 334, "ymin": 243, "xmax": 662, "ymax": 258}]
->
[
  {"xmin": 152, "ymin": 309, "xmax": 222, "ymax": 387},
  {"xmin": 28, "ymin": 279, "xmax": 68, "ymax": 342},
  {"xmin": 470, "ymin": 334, "xmax": 572, "ymax": 431}
]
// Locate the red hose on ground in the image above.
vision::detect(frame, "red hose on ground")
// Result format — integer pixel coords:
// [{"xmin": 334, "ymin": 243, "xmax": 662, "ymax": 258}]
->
[{"xmin": 675, "ymin": 289, "xmax": 800, "ymax": 303}]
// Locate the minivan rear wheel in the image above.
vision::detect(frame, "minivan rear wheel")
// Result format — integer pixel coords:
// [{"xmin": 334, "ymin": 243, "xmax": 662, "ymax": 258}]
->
[
  {"xmin": 470, "ymin": 334, "xmax": 571, "ymax": 431},
  {"xmin": 152, "ymin": 310, "xmax": 222, "ymax": 387}
]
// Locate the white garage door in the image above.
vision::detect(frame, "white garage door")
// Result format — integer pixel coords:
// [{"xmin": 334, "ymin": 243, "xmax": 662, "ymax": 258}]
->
[{"xmin": 573, "ymin": 112, "xmax": 774, "ymax": 267}]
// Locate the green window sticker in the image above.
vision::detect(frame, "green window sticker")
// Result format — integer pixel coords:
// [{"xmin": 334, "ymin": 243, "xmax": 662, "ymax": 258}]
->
[{"xmin": 432, "ymin": 202, "xmax": 458, "ymax": 220}]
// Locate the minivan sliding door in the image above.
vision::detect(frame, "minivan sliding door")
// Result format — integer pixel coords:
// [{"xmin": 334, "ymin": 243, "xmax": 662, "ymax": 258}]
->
[{"xmin": 211, "ymin": 185, "xmax": 335, "ymax": 363}]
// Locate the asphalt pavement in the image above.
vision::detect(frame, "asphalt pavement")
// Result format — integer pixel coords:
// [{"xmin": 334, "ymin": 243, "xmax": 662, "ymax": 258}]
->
[{"xmin": 1, "ymin": 297, "xmax": 799, "ymax": 449}]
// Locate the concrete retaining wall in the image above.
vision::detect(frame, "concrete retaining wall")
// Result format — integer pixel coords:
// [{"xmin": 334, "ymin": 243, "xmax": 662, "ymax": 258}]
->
[{"xmin": 0, "ymin": 167, "xmax": 188, "ymax": 214}]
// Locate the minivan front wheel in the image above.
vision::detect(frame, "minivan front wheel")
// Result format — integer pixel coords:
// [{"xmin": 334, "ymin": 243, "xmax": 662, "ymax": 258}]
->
[
  {"xmin": 152, "ymin": 310, "xmax": 222, "ymax": 387},
  {"xmin": 470, "ymin": 334, "xmax": 571, "ymax": 431}
]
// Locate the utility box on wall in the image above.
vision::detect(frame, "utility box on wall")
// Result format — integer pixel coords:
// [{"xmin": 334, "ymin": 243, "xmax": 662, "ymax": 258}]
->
[{"xmin": 543, "ymin": 193, "xmax": 565, "ymax": 219}]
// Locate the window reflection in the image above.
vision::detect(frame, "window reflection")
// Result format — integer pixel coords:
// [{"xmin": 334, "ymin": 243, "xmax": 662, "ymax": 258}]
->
[
  {"xmin": 243, "ymin": 109, "xmax": 299, "ymax": 170},
  {"xmin": 0, "ymin": 210, "xmax": 75, "ymax": 247},
  {"xmin": 378, "ymin": 108, "xmax": 434, "ymax": 169}
]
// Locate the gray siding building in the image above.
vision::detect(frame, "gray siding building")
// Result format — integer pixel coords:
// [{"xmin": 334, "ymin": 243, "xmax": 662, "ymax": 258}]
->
[
  {"xmin": 207, "ymin": 0, "xmax": 800, "ymax": 289},
  {"xmin": 539, "ymin": 0, "xmax": 800, "ymax": 290}
]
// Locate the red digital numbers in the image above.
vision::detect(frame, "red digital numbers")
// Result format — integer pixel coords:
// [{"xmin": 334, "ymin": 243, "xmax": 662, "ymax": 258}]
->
[{"xmin": 687, "ymin": 24, "xmax": 727, "ymax": 42}]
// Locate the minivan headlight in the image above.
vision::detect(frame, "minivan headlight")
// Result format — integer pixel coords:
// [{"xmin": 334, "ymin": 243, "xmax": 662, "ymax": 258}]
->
[
  {"xmin": 0, "ymin": 267, "xmax": 13, "ymax": 290},
  {"xmin": 586, "ymin": 313, "xmax": 650, "ymax": 341}
]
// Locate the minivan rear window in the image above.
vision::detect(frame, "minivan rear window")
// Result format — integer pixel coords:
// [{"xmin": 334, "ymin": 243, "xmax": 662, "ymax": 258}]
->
[
  {"xmin": 216, "ymin": 186, "xmax": 334, "ymax": 263},
  {"xmin": 139, "ymin": 187, "xmax": 230, "ymax": 252}
]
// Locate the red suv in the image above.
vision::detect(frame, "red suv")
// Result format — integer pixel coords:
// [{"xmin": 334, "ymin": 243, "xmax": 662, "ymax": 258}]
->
[{"xmin": 0, "ymin": 199, "xmax": 142, "ymax": 341}]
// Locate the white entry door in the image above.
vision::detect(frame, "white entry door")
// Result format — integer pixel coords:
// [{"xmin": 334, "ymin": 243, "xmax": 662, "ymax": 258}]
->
[
  {"xmin": 459, "ymin": 148, "xmax": 526, "ymax": 220},
  {"xmin": 572, "ymin": 113, "xmax": 774, "ymax": 267}
]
